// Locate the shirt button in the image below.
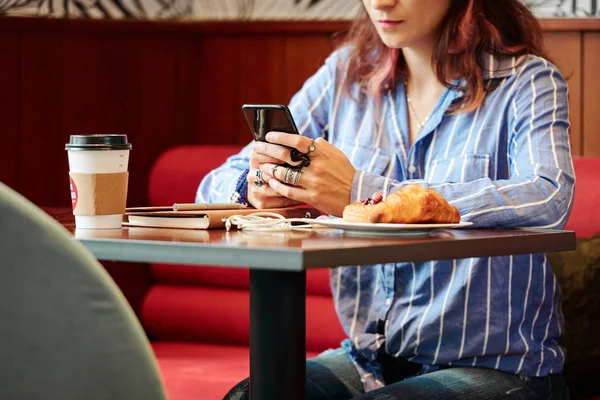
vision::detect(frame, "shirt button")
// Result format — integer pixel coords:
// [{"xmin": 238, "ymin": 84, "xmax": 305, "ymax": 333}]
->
[
  {"xmin": 385, "ymin": 298, "xmax": 392, "ymax": 306},
  {"xmin": 408, "ymin": 165, "xmax": 416, "ymax": 174}
]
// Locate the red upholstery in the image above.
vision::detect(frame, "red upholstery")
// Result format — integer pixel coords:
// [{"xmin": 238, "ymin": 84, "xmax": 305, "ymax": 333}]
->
[
  {"xmin": 142, "ymin": 145, "xmax": 345, "ymax": 400},
  {"xmin": 564, "ymin": 157, "xmax": 600, "ymax": 238},
  {"xmin": 127, "ymin": 146, "xmax": 598, "ymax": 400},
  {"xmin": 148, "ymin": 145, "xmax": 244, "ymax": 207},
  {"xmin": 153, "ymin": 342, "xmax": 321, "ymax": 400},
  {"xmin": 150, "ymin": 263, "xmax": 333, "ymax": 296},
  {"xmin": 143, "ymin": 283, "xmax": 344, "ymax": 351}
]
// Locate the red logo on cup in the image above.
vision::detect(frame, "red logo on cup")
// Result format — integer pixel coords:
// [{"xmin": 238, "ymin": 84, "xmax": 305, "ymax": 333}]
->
[{"xmin": 70, "ymin": 176, "xmax": 78, "ymax": 210}]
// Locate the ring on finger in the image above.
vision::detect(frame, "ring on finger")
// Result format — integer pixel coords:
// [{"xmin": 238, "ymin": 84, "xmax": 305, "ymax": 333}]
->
[
  {"xmin": 254, "ymin": 170, "xmax": 264, "ymax": 187},
  {"xmin": 306, "ymin": 139, "xmax": 316, "ymax": 155},
  {"xmin": 282, "ymin": 167, "xmax": 302, "ymax": 186}
]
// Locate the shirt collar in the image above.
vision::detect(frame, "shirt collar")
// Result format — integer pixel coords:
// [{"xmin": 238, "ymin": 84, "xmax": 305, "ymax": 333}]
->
[
  {"xmin": 480, "ymin": 52, "xmax": 520, "ymax": 79},
  {"xmin": 450, "ymin": 53, "xmax": 520, "ymax": 98}
]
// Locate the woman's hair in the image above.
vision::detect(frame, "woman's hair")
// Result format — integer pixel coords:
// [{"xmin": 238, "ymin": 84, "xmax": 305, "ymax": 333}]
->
[{"xmin": 342, "ymin": 0, "xmax": 549, "ymax": 112}]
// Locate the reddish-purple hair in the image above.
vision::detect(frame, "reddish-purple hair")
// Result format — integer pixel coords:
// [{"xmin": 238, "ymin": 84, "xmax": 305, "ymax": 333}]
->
[{"xmin": 342, "ymin": 0, "xmax": 549, "ymax": 112}]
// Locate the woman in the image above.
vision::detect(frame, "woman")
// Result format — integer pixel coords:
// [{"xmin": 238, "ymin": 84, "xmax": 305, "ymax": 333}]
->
[{"xmin": 199, "ymin": 0, "xmax": 575, "ymax": 398}]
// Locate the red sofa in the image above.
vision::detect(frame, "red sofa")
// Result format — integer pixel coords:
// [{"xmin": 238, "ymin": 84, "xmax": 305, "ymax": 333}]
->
[
  {"xmin": 109, "ymin": 146, "xmax": 600, "ymax": 400},
  {"xmin": 136, "ymin": 145, "xmax": 346, "ymax": 400}
]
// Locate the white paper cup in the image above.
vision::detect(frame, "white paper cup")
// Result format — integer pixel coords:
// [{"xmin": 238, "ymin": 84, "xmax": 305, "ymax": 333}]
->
[{"xmin": 66, "ymin": 134, "xmax": 132, "ymax": 229}]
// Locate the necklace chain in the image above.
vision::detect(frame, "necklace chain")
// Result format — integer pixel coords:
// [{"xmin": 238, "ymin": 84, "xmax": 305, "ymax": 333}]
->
[{"xmin": 405, "ymin": 80, "xmax": 433, "ymax": 134}]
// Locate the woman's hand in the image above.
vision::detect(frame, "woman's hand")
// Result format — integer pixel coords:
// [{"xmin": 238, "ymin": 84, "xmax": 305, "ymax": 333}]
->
[
  {"xmin": 247, "ymin": 144, "xmax": 302, "ymax": 209},
  {"xmin": 254, "ymin": 132, "xmax": 356, "ymax": 216}
]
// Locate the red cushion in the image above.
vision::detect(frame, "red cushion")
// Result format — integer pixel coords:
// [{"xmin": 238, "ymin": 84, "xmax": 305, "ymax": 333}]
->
[
  {"xmin": 152, "ymin": 342, "xmax": 321, "ymax": 400},
  {"xmin": 151, "ymin": 264, "xmax": 250, "ymax": 290},
  {"xmin": 148, "ymin": 145, "xmax": 244, "ymax": 206},
  {"xmin": 565, "ymin": 158, "xmax": 600, "ymax": 238},
  {"xmin": 150, "ymin": 264, "xmax": 333, "ymax": 296},
  {"xmin": 143, "ymin": 285, "xmax": 345, "ymax": 352}
]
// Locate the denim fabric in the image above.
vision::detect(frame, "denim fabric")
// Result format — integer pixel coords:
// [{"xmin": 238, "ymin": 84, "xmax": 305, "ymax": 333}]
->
[{"xmin": 223, "ymin": 347, "xmax": 569, "ymax": 400}]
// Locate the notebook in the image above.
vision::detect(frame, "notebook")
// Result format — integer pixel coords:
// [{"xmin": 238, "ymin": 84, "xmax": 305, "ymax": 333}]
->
[{"xmin": 124, "ymin": 205, "xmax": 319, "ymax": 230}]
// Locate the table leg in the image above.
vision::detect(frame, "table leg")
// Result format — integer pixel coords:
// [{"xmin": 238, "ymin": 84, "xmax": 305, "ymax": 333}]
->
[{"xmin": 250, "ymin": 269, "xmax": 306, "ymax": 400}]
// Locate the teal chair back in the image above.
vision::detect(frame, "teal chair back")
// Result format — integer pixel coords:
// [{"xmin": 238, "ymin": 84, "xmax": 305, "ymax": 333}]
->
[{"xmin": 0, "ymin": 182, "xmax": 167, "ymax": 400}]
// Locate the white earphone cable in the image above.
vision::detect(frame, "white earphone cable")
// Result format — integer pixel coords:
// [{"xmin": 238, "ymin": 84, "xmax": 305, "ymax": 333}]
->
[{"xmin": 224, "ymin": 212, "xmax": 317, "ymax": 232}]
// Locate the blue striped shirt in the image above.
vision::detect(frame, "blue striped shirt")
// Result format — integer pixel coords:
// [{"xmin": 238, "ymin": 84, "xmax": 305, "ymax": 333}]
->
[{"xmin": 197, "ymin": 49, "xmax": 575, "ymax": 390}]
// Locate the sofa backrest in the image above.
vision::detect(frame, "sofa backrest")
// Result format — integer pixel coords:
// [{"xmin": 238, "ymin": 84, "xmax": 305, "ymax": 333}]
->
[
  {"xmin": 143, "ymin": 145, "xmax": 346, "ymax": 352},
  {"xmin": 564, "ymin": 157, "xmax": 600, "ymax": 238},
  {"xmin": 143, "ymin": 146, "xmax": 598, "ymax": 353}
]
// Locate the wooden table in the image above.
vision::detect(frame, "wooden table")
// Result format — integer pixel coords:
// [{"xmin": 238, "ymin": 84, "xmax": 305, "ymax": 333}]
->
[{"xmin": 50, "ymin": 208, "xmax": 575, "ymax": 400}]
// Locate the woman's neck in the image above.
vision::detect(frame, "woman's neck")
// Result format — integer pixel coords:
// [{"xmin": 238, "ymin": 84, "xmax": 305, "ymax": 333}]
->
[
  {"xmin": 401, "ymin": 39, "xmax": 441, "ymax": 93},
  {"xmin": 401, "ymin": 39, "xmax": 449, "ymax": 146}
]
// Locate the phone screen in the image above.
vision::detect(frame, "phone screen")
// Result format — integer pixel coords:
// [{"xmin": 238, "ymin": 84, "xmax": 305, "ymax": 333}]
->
[{"xmin": 242, "ymin": 104, "xmax": 299, "ymax": 142}]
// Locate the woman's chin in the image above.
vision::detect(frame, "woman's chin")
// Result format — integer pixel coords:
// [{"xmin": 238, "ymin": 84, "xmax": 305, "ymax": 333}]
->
[{"xmin": 378, "ymin": 35, "xmax": 410, "ymax": 50}]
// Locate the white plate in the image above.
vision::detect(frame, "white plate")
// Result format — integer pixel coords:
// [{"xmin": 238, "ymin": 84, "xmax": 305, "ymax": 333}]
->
[{"xmin": 304, "ymin": 218, "xmax": 473, "ymax": 237}]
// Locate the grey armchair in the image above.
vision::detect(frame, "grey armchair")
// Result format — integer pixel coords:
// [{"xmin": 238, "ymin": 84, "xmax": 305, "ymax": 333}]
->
[{"xmin": 0, "ymin": 182, "xmax": 167, "ymax": 400}]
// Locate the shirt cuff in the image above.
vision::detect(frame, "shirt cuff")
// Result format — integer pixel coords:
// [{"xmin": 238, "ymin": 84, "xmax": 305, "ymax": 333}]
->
[{"xmin": 350, "ymin": 170, "xmax": 430, "ymax": 203}]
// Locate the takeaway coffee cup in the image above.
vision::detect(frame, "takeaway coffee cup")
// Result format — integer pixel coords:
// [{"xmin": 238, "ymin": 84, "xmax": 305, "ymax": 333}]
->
[{"xmin": 66, "ymin": 134, "xmax": 132, "ymax": 229}]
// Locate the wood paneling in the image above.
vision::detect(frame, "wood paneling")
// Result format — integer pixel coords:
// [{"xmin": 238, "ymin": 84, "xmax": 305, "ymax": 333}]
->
[
  {"xmin": 285, "ymin": 36, "xmax": 335, "ymax": 102},
  {"xmin": 2, "ymin": 17, "xmax": 597, "ymax": 35},
  {"xmin": 174, "ymin": 37, "xmax": 201, "ymax": 145},
  {"xmin": 543, "ymin": 32, "xmax": 583, "ymax": 156},
  {"xmin": 2, "ymin": 18, "xmax": 599, "ymax": 208},
  {"xmin": 0, "ymin": 34, "xmax": 19, "ymax": 190},
  {"xmin": 0, "ymin": 17, "xmax": 352, "ymax": 35},
  {"xmin": 62, "ymin": 34, "xmax": 144, "ymax": 205},
  {"xmin": 135, "ymin": 36, "xmax": 179, "ymax": 207},
  {"xmin": 583, "ymin": 32, "xmax": 600, "ymax": 157},
  {"xmin": 539, "ymin": 18, "xmax": 600, "ymax": 32},
  {"xmin": 19, "ymin": 33, "xmax": 63, "ymax": 206},
  {"xmin": 238, "ymin": 36, "xmax": 286, "ymax": 144},
  {"xmin": 197, "ymin": 36, "xmax": 239, "ymax": 145}
]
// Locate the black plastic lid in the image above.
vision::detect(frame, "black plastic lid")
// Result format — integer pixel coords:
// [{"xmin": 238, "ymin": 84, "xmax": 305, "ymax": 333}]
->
[{"xmin": 65, "ymin": 134, "xmax": 132, "ymax": 151}]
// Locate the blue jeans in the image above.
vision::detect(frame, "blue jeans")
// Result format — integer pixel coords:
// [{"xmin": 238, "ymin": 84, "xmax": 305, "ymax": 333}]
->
[{"xmin": 223, "ymin": 348, "xmax": 570, "ymax": 400}]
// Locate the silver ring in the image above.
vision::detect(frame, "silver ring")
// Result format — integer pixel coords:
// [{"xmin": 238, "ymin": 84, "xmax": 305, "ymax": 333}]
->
[
  {"xmin": 254, "ymin": 170, "xmax": 264, "ymax": 187},
  {"xmin": 283, "ymin": 168, "xmax": 293, "ymax": 185},
  {"xmin": 282, "ymin": 167, "xmax": 302, "ymax": 186},
  {"xmin": 271, "ymin": 165, "xmax": 279, "ymax": 176},
  {"xmin": 292, "ymin": 169, "xmax": 302, "ymax": 186}
]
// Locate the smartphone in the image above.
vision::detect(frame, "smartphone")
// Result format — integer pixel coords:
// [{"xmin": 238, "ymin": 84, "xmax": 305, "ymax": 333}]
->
[{"xmin": 242, "ymin": 104, "xmax": 299, "ymax": 142}]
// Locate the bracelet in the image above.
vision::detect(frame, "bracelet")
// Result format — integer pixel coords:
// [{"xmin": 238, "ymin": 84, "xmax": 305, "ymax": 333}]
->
[{"xmin": 230, "ymin": 169, "xmax": 250, "ymax": 206}]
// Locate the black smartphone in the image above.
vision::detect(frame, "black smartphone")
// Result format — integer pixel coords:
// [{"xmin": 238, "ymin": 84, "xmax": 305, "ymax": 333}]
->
[{"xmin": 242, "ymin": 104, "xmax": 299, "ymax": 142}]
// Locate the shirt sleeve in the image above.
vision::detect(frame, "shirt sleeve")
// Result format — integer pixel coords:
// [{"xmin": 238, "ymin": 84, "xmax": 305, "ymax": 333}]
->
[
  {"xmin": 195, "ymin": 142, "xmax": 254, "ymax": 204},
  {"xmin": 196, "ymin": 50, "xmax": 340, "ymax": 203},
  {"xmin": 287, "ymin": 49, "xmax": 341, "ymax": 141},
  {"xmin": 351, "ymin": 58, "xmax": 575, "ymax": 229}
]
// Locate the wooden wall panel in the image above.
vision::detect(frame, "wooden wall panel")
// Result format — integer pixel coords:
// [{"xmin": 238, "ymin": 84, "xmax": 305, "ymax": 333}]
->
[
  {"xmin": 62, "ymin": 35, "xmax": 140, "ymax": 135},
  {"xmin": 135, "ymin": 36, "xmax": 178, "ymax": 207},
  {"xmin": 2, "ymin": 19, "xmax": 599, "ymax": 208},
  {"xmin": 0, "ymin": 34, "xmax": 19, "ymax": 190},
  {"xmin": 19, "ymin": 33, "xmax": 64, "ymax": 206},
  {"xmin": 284, "ymin": 36, "xmax": 336, "ymax": 102},
  {"xmin": 237, "ymin": 36, "xmax": 286, "ymax": 144},
  {"xmin": 174, "ymin": 37, "xmax": 201, "ymax": 145},
  {"xmin": 62, "ymin": 34, "xmax": 144, "ymax": 205},
  {"xmin": 583, "ymin": 32, "xmax": 600, "ymax": 157},
  {"xmin": 197, "ymin": 37, "xmax": 239, "ymax": 145},
  {"xmin": 543, "ymin": 32, "xmax": 583, "ymax": 156}
]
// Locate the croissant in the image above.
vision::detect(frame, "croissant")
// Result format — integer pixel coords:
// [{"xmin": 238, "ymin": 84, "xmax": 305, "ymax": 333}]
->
[{"xmin": 343, "ymin": 184, "xmax": 460, "ymax": 224}]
